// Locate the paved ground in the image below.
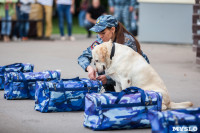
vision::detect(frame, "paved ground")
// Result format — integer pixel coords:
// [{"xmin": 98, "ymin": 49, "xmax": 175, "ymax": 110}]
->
[{"xmin": 0, "ymin": 35, "xmax": 200, "ymax": 133}]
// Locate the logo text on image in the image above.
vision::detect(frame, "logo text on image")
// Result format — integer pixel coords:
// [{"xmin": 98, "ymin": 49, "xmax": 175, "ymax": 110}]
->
[{"xmin": 172, "ymin": 126, "xmax": 198, "ymax": 132}]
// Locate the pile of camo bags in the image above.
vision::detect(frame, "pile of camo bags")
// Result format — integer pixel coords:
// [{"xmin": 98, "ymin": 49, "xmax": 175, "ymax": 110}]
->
[{"xmin": 2, "ymin": 63, "xmax": 200, "ymax": 133}]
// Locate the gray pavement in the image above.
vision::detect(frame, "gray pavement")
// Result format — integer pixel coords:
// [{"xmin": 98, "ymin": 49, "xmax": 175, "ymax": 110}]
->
[{"xmin": 0, "ymin": 35, "xmax": 200, "ymax": 133}]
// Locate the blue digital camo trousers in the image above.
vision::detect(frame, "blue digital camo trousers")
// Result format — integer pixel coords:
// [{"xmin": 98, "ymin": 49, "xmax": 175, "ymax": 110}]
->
[
  {"xmin": 108, "ymin": 0, "xmax": 135, "ymax": 32},
  {"xmin": 114, "ymin": 5, "xmax": 131, "ymax": 32}
]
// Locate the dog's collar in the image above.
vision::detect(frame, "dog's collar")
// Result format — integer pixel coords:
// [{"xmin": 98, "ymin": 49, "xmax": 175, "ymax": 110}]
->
[{"xmin": 110, "ymin": 42, "xmax": 115, "ymax": 60}]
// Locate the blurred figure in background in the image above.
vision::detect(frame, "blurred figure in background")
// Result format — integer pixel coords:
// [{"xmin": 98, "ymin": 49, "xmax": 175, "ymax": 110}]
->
[
  {"xmin": 12, "ymin": 0, "xmax": 21, "ymax": 41},
  {"xmin": 19, "ymin": 0, "xmax": 34, "ymax": 41},
  {"xmin": 84, "ymin": 0, "xmax": 106, "ymax": 38},
  {"xmin": 108, "ymin": 0, "xmax": 135, "ymax": 32},
  {"xmin": 0, "ymin": 0, "xmax": 16, "ymax": 42},
  {"xmin": 37, "ymin": 0, "xmax": 53, "ymax": 40},
  {"xmin": 130, "ymin": 0, "xmax": 139, "ymax": 36},
  {"xmin": 78, "ymin": 0, "xmax": 89, "ymax": 27},
  {"xmin": 56, "ymin": 0, "xmax": 75, "ymax": 41}
]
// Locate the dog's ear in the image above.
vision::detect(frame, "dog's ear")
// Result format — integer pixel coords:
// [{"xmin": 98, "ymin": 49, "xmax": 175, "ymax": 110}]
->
[{"xmin": 99, "ymin": 45, "xmax": 108, "ymax": 62}]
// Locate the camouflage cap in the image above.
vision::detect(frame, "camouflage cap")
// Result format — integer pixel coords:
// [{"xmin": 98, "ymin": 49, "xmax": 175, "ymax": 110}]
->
[{"xmin": 90, "ymin": 15, "xmax": 118, "ymax": 33}]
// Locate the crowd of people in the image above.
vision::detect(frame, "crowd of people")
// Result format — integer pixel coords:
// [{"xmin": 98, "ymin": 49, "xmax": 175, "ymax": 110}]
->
[
  {"xmin": 0, "ymin": 0, "xmax": 139, "ymax": 42},
  {"xmin": 79, "ymin": 0, "xmax": 139, "ymax": 38}
]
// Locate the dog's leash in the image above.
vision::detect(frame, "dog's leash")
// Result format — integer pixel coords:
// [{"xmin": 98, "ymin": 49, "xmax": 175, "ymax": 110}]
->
[{"xmin": 110, "ymin": 42, "xmax": 115, "ymax": 60}]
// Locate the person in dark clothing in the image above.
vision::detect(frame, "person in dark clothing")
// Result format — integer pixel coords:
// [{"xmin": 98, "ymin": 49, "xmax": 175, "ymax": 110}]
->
[{"xmin": 84, "ymin": 0, "xmax": 106, "ymax": 38}]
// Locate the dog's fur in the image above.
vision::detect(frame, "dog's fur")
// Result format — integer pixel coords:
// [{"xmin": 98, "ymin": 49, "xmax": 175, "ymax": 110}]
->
[{"xmin": 92, "ymin": 40, "xmax": 193, "ymax": 110}]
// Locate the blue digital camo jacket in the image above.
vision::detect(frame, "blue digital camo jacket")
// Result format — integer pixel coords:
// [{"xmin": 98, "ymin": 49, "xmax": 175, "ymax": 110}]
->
[{"xmin": 78, "ymin": 33, "xmax": 149, "ymax": 85}]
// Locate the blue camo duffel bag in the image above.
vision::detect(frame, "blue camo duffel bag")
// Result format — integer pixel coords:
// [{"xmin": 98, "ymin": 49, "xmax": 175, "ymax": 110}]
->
[
  {"xmin": 84, "ymin": 87, "xmax": 162, "ymax": 130},
  {"xmin": 4, "ymin": 70, "xmax": 60, "ymax": 100},
  {"xmin": 0, "ymin": 63, "xmax": 34, "ymax": 90},
  {"xmin": 34, "ymin": 77, "xmax": 102, "ymax": 113},
  {"xmin": 148, "ymin": 108, "xmax": 200, "ymax": 133}
]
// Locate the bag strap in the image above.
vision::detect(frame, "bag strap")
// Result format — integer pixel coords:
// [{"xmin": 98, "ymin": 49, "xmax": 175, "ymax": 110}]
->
[
  {"xmin": 59, "ymin": 80, "xmax": 64, "ymax": 90},
  {"xmin": 101, "ymin": 93, "xmax": 110, "ymax": 104},
  {"xmin": 61, "ymin": 78, "xmax": 101, "ymax": 92},
  {"xmin": 41, "ymin": 82, "xmax": 50, "ymax": 103},
  {"xmin": 42, "ymin": 81, "xmax": 47, "ymax": 89},
  {"xmin": 62, "ymin": 77, "xmax": 80, "ymax": 81},
  {"xmin": 59, "ymin": 77, "xmax": 87, "ymax": 88},
  {"xmin": 86, "ymin": 79, "xmax": 93, "ymax": 92},
  {"xmin": 47, "ymin": 71, "xmax": 53, "ymax": 81},
  {"xmin": 61, "ymin": 77, "xmax": 85, "ymax": 86},
  {"xmin": 114, "ymin": 86, "xmax": 147, "ymax": 105},
  {"xmin": 2, "ymin": 63, "xmax": 24, "ymax": 72},
  {"xmin": 54, "ymin": 70, "xmax": 60, "ymax": 80}
]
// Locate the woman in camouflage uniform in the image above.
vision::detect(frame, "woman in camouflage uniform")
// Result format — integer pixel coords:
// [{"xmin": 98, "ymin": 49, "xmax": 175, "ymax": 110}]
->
[{"xmin": 78, "ymin": 15, "xmax": 149, "ymax": 92}]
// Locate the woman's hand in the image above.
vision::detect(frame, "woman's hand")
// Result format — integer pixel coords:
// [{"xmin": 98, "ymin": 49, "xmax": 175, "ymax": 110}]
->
[
  {"xmin": 97, "ymin": 75, "xmax": 107, "ymax": 85},
  {"xmin": 70, "ymin": 6, "xmax": 75, "ymax": 14},
  {"xmin": 87, "ymin": 66, "xmax": 96, "ymax": 80}
]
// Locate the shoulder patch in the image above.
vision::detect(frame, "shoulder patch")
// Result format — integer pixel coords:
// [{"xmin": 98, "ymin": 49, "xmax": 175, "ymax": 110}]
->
[{"xmin": 91, "ymin": 41, "xmax": 100, "ymax": 50}]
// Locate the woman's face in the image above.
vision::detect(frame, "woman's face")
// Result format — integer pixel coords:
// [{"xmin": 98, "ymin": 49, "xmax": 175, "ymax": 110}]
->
[{"xmin": 98, "ymin": 27, "xmax": 115, "ymax": 42}]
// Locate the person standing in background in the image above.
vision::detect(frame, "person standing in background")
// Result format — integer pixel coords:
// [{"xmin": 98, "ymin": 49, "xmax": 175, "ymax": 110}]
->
[
  {"xmin": 19, "ymin": 0, "xmax": 34, "ymax": 41},
  {"xmin": 37, "ymin": 0, "xmax": 53, "ymax": 40},
  {"xmin": 0, "ymin": 0, "xmax": 16, "ymax": 42},
  {"xmin": 84, "ymin": 0, "xmax": 106, "ymax": 38},
  {"xmin": 56, "ymin": 0, "xmax": 75, "ymax": 41},
  {"xmin": 78, "ymin": 0, "xmax": 89, "ymax": 27},
  {"xmin": 108, "ymin": 0, "xmax": 135, "ymax": 32},
  {"xmin": 130, "ymin": 0, "xmax": 139, "ymax": 36},
  {"xmin": 12, "ymin": 0, "xmax": 21, "ymax": 41}
]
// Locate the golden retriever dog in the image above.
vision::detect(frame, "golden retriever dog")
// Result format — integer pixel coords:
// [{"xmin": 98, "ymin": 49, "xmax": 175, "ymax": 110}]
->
[{"xmin": 92, "ymin": 40, "xmax": 193, "ymax": 110}]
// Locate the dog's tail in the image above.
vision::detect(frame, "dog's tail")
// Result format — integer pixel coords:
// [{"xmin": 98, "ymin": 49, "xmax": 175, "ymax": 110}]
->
[{"xmin": 168, "ymin": 101, "xmax": 193, "ymax": 109}]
